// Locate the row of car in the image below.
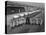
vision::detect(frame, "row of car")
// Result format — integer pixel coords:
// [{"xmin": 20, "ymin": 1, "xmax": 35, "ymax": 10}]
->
[
  {"xmin": 30, "ymin": 17, "xmax": 42, "ymax": 25},
  {"xmin": 9, "ymin": 17, "xmax": 42, "ymax": 28}
]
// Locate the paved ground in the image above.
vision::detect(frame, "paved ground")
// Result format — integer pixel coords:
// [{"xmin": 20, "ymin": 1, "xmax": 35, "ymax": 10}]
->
[{"xmin": 7, "ymin": 24, "xmax": 44, "ymax": 34}]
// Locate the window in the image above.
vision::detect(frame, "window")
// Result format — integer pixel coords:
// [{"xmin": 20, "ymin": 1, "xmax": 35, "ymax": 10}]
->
[{"xmin": 7, "ymin": 7, "xmax": 25, "ymax": 15}]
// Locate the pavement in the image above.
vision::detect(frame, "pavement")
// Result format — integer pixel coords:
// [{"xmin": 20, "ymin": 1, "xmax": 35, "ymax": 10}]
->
[{"xmin": 7, "ymin": 24, "xmax": 44, "ymax": 34}]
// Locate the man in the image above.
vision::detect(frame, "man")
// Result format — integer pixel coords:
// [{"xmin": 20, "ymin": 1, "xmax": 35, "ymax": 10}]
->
[{"xmin": 26, "ymin": 16, "xmax": 30, "ymax": 24}]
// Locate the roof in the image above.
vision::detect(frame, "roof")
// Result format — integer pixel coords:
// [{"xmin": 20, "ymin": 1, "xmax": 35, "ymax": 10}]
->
[{"xmin": 7, "ymin": 1, "xmax": 44, "ymax": 8}]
